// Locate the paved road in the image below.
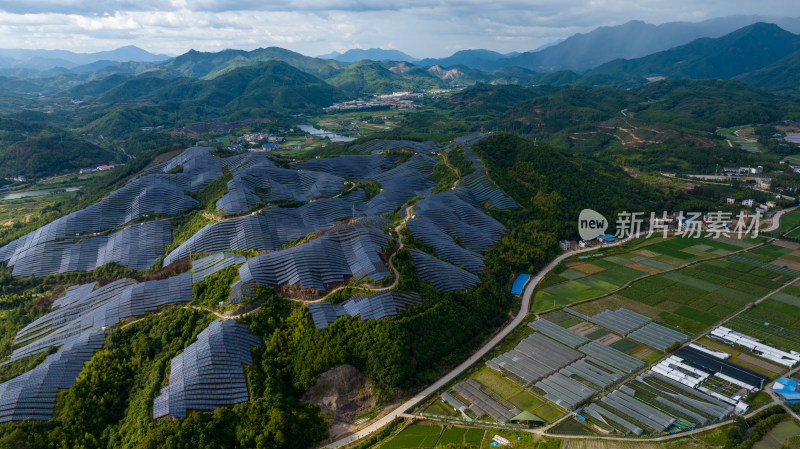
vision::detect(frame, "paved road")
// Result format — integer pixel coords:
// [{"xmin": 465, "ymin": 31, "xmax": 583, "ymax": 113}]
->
[
  {"xmin": 763, "ymin": 206, "xmax": 799, "ymax": 233},
  {"xmin": 324, "ymin": 237, "xmax": 633, "ymax": 449}
]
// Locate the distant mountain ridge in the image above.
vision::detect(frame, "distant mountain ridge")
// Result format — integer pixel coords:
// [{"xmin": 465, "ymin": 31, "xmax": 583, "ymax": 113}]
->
[
  {"xmin": 325, "ymin": 48, "xmax": 418, "ymax": 63},
  {"xmin": 0, "ymin": 45, "xmax": 170, "ymax": 72},
  {"xmin": 589, "ymin": 23, "xmax": 800, "ymax": 80}
]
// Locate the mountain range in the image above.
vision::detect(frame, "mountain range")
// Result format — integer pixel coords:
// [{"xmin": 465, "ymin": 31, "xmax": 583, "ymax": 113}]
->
[{"xmin": 0, "ymin": 16, "xmax": 799, "ymax": 101}]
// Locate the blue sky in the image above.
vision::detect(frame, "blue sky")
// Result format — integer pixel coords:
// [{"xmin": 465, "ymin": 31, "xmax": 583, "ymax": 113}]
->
[{"xmin": 0, "ymin": 0, "xmax": 799, "ymax": 57}]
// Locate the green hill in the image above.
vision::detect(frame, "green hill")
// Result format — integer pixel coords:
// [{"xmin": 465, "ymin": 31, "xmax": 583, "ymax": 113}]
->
[
  {"xmin": 0, "ymin": 117, "xmax": 113, "ymax": 178},
  {"xmin": 78, "ymin": 61, "xmax": 344, "ymax": 137},
  {"xmin": 735, "ymin": 49, "xmax": 800, "ymax": 95},
  {"xmin": 590, "ymin": 23, "xmax": 800, "ymax": 80},
  {"xmin": 325, "ymin": 60, "xmax": 447, "ymax": 94}
]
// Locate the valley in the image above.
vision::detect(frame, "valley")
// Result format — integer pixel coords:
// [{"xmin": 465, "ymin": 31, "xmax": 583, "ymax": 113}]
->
[{"xmin": 1, "ymin": 12, "xmax": 800, "ymax": 449}]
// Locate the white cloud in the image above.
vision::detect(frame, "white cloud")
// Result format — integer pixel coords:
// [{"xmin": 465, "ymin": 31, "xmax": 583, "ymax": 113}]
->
[{"xmin": 0, "ymin": 1, "xmax": 797, "ymax": 57}]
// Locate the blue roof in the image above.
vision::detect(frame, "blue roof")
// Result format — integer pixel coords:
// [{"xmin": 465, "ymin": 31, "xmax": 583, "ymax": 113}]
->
[
  {"xmin": 774, "ymin": 377, "xmax": 800, "ymax": 402},
  {"xmin": 511, "ymin": 274, "xmax": 531, "ymax": 295},
  {"xmin": 598, "ymin": 234, "xmax": 616, "ymax": 242}
]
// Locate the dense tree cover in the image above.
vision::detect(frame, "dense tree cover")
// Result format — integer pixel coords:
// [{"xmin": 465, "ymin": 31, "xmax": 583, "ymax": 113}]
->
[{"xmin": 0, "ymin": 117, "xmax": 115, "ymax": 178}]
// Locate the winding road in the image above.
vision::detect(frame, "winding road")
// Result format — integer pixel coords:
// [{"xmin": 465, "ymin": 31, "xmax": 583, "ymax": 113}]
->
[
  {"xmin": 323, "ymin": 212, "xmax": 800, "ymax": 448},
  {"xmin": 323, "ymin": 236, "xmax": 634, "ymax": 449}
]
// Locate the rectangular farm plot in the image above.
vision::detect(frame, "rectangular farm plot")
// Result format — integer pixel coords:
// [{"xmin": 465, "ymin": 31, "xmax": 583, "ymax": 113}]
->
[
  {"xmin": 438, "ymin": 427, "xmax": 485, "ymax": 446},
  {"xmin": 382, "ymin": 424, "xmax": 442, "ymax": 449},
  {"xmin": 470, "ymin": 367, "xmax": 522, "ymax": 399}
]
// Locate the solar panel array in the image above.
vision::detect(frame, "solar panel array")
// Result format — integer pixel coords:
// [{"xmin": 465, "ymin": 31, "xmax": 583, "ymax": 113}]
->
[
  {"xmin": 216, "ymin": 157, "xmax": 347, "ymax": 214},
  {"xmin": 412, "ymin": 189, "xmax": 506, "ymax": 253},
  {"xmin": 588, "ymin": 308, "xmax": 652, "ymax": 336},
  {"xmin": 153, "ymin": 319, "xmax": 261, "ymax": 419},
  {"xmin": 486, "ymin": 333, "xmax": 583, "ymax": 386},
  {"xmin": 628, "ymin": 322, "xmax": 690, "ymax": 352},
  {"xmin": 292, "ymin": 155, "xmax": 398, "ymax": 179},
  {"xmin": 308, "ymin": 291, "xmax": 421, "ymax": 328},
  {"xmin": 0, "ymin": 146, "xmax": 230, "ymax": 277},
  {"xmin": 452, "ymin": 379, "xmax": 520, "ymax": 423},
  {"xmin": 364, "ymin": 154, "xmax": 437, "ymax": 216},
  {"xmin": 0, "ymin": 329, "xmax": 108, "ymax": 422},
  {"xmin": 408, "ymin": 249, "xmax": 481, "ymax": 292},
  {"xmin": 578, "ymin": 341, "xmax": 645, "ymax": 374},
  {"xmin": 239, "ymin": 220, "xmax": 391, "ymax": 292},
  {"xmin": 460, "ymin": 148, "xmax": 517, "ymax": 210},
  {"xmin": 165, "ymin": 198, "xmax": 361, "ymax": 265},
  {"xmin": 7, "ymin": 273, "xmax": 193, "ymax": 364},
  {"xmin": 535, "ymin": 372, "xmax": 597, "ymax": 411},
  {"xmin": 348, "ymin": 140, "xmax": 440, "ymax": 155},
  {"xmin": 528, "ymin": 319, "xmax": 589, "ymax": 348},
  {"xmin": 164, "ymin": 155, "xmax": 437, "ymax": 266},
  {"xmin": 406, "ymin": 218, "xmax": 485, "ymax": 274},
  {"xmin": 5, "ymin": 220, "xmax": 173, "ymax": 277},
  {"xmin": 191, "ymin": 252, "xmax": 246, "ymax": 283}
]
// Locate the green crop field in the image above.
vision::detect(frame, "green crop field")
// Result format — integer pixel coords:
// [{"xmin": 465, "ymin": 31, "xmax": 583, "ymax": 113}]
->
[
  {"xmin": 508, "ymin": 390, "xmax": 544, "ymax": 411},
  {"xmin": 437, "ymin": 427, "xmax": 485, "ymax": 446},
  {"xmin": 382, "ymin": 424, "xmax": 442, "ymax": 449},
  {"xmin": 753, "ymin": 419, "xmax": 800, "ymax": 449},
  {"xmin": 777, "ymin": 210, "xmax": 800, "ymax": 235},
  {"xmin": 471, "ymin": 367, "xmax": 523, "ymax": 399}
]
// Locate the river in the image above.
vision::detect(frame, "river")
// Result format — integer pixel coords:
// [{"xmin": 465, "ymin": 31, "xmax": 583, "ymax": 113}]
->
[
  {"xmin": 298, "ymin": 124, "xmax": 356, "ymax": 142},
  {"xmin": 1, "ymin": 187, "xmax": 82, "ymax": 200}
]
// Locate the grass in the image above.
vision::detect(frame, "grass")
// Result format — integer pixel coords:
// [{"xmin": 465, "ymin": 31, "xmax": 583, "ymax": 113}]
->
[
  {"xmin": 530, "ymin": 403, "xmax": 563, "ymax": 423},
  {"xmin": 382, "ymin": 424, "xmax": 442, "ymax": 449},
  {"xmin": 471, "ymin": 367, "xmax": 522, "ymax": 400},
  {"xmin": 508, "ymin": 391, "xmax": 544, "ymax": 411},
  {"xmin": 778, "ymin": 210, "xmax": 800, "ymax": 235}
]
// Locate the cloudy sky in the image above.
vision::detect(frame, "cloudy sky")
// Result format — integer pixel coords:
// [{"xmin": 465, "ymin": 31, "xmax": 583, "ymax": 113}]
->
[{"xmin": 1, "ymin": 0, "xmax": 799, "ymax": 57}]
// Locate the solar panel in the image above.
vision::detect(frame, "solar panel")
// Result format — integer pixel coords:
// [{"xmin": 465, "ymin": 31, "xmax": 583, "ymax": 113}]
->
[
  {"xmin": 408, "ymin": 249, "xmax": 481, "ymax": 292},
  {"xmin": 153, "ymin": 319, "xmax": 261, "ymax": 418},
  {"xmin": 307, "ymin": 291, "xmax": 421, "ymax": 328}
]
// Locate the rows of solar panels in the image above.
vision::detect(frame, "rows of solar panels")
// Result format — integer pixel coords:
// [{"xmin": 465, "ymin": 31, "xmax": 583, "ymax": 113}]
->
[
  {"xmin": 191, "ymin": 252, "xmax": 247, "ymax": 283},
  {"xmin": 238, "ymin": 219, "xmax": 392, "ymax": 292},
  {"xmin": 347, "ymin": 139, "xmax": 440, "ymax": 155},
  {"xmin": 0, "ymin": 146, "xmax": 224, "ymax": 277},
  {"xmin": 0, "ymin": 272, "xmax": 200, "ymax": 422},
  {"xmin": 308, "ymin": 291, "xmax": 421, "ymax": 328},
  {"xmin": 459, "ymin": 148, "xmax": 517, "ymax": 210},
  {"xmin": 153, "ymin": 319, "xmax": 261, "ymax": 418},
  {"xmin": 0, "ymin": 329, "xmax": 108, "ymax": 422},
  {"xmin": 7, "ymin": 273, "xmax": 193, "ymax": 364},
  {"xmin": 164, "ymin": 154, "xmax": 437, "ymax": 266},
  {"xmin": 407, "ymin": 189, "xmax": 505, "ymax": 275}
]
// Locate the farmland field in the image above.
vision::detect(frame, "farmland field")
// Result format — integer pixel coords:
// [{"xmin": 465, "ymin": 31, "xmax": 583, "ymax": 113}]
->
[
  {"xmin": 437, "ymin": 427, "xmax": 485, "ymax": 446},
  {"xmin": 532, "ymin": 236, "xmax": 764, "ymax": 313},
  {"xmin": 381, "ymin": 424, "xmax": 442, "ymax": 449},
  {"xmin": 753, "ymin": 419, "xmax": 800, "ymax": 449},
  {"xmin": 471, "ymin": 367, "xmax": 523, "ymax": 400}
]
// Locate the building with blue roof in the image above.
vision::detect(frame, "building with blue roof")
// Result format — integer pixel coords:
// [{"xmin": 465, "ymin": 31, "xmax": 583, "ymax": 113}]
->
[
  {"xmin": 511, "ymin": 274, "xmax": 531, "ymax": 296},
  {"xmin": 773, "ymin": 377, "xmax": 800, "ymax": 403},
  {"xmin": 598, "ymin": 234, "xmax": 616, "ymax": 243}
]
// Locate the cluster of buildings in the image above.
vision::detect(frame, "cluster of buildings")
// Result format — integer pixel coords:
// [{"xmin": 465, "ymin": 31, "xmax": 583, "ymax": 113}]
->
[
  {"xmin": 727, "ymin": 197, "xmax": 778, "ymax": 214},
  {"xmin": 227, "ymin": 132, "xmax": 285, "ymax": 152},
  {"xmin": 323, "ymin": 92, "xmax": 424, "ymax": 111},
  {"xmin": 79, "ymin": 163, "xmax": 116, "ymax": 175}
]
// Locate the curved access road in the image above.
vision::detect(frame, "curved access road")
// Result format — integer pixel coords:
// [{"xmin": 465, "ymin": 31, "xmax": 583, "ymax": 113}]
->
[
  {"xmin": 324, "ymin": 237, "xmax": 633, "ymax": 449},
  {"xmin": 762, "ymin": 206, "xmax": 798, "ymax": 233}
]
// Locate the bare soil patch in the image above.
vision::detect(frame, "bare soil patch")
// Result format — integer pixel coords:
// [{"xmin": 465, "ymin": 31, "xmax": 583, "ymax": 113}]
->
[{"xmin": 302, "ymin": 364, "xmax": 376, "ymax": 440}]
